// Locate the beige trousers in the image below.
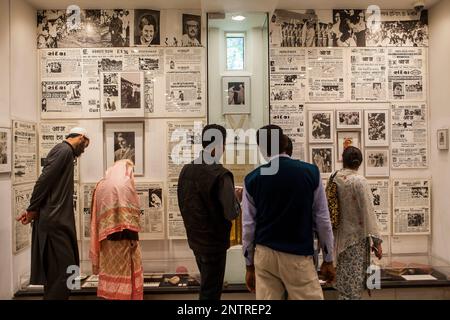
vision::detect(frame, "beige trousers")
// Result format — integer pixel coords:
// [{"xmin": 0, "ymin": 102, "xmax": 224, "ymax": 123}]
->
[{"xmin": 254, "ymin": 245, "xmax": 324, "ymax": 300}]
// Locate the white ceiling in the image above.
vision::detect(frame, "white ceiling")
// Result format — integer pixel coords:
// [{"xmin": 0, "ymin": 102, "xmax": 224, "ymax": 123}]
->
[
  {"xmin": 208, "ymin": 13, "xmax": 268, "ymax": 32},
  {"xmin": 26, "ymin": 0, "xmax": 441, "ymax": 10}
]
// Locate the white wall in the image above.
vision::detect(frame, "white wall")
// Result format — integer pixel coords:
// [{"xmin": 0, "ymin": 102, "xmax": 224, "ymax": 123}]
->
[
  {"xmin": 0, "ymin": 0, "xmax": 13, "ymax": 300},
  {"xmin": 429, "ymin": 0, "xmax": 450, "ymax": 264},
  {"xmin": 10, "ymin": 0, "xmax": 38, "ymax": 295}
]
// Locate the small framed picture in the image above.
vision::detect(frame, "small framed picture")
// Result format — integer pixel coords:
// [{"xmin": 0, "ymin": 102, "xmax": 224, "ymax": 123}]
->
[
  {"xmin": 437, "ymin": 129, "xmax": 449, "ymax": 150},
  {"xmin": 104, "ymin": 122, "xmax": 145, "ymax": 176},
  {"xmin": 308, "ymin": 110, "xmax": 334, "ymax": 144},
  {"xmin": 310, "ymin": 145, "xmax": 334, "ymax": 178},
  {"xmin": 365, "ymin": 149, "xmax": 390, "ymax": 177},
  {"xmin": 222, "ymin": 76, "xmax": 251, "ymax": 114},
  {"xmin": 364, "ymin": 109, "xmax": 389, "ymax": 147},
  {"xmin": 0, "ymin": 127, "xmax": 11, "ymax": 173},
  {"xmin": 336, "ymin": 110, "xmax": 362, "ymax": 130},
  {"xmin": 337, "ymin": 131, "xmax": 361, "ymax": 162}
]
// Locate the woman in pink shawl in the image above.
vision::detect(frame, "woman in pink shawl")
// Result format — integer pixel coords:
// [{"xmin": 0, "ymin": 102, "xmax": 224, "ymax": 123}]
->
[{"xmin": 90, "ymin": 159, "xmax": 143, "ymax": 300}]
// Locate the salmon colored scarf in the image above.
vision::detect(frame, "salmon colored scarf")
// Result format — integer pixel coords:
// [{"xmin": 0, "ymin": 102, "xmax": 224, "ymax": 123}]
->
[{"xmin": 90, "ymin": 160, "xmax": 141, "ymax": 270}]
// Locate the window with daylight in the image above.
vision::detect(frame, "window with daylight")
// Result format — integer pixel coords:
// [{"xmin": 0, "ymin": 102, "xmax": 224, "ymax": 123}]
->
[{"xmin": 226, "ymin": 32, "xmax": 245, "ymax": 71}]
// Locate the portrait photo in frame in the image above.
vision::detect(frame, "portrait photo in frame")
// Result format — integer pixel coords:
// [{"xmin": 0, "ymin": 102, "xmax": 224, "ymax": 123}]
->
[
  {"xmin": 222, "ymin": 76, "xmax": 250, "ymax": 114},
  {"xmin": 104, "ymin": 122, "xmax": 144, "ymax": 176},
  {"xmin": 437, "ymin": 128, "xmax": 449, "ymax": 150}
]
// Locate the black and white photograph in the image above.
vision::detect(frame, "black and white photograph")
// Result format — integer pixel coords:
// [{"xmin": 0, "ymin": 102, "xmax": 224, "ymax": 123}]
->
[
  {"xmin": 182, "ymin": 14, "xmax": 201, "ymax": 46},
  {"xmin": 148, "ymin": 188, "xmax": 163, "ymax": 208},
  {"xmin": 222, "ymin": 77, "xmax": 251, "ymax": 114},
  {"xmin": 269, "ymin": 9, "xmax": 335, "ymax": 47},
  {"xmin": 134, "ymin": 9, "xmax": 160, "ymax": 46},
  {"xmin": 310, "ymin": 146, "xmax": 334, "ymax": 177},
  {"xmin": 99, "ymin": 58, "xmax": 123, "ymax": 72},
  {"xmin": 101, "ymin": 72, "xmax": 144, "ymax": 117},
  {"xmin": 308, "ymin": 110, "xmax": 334, "ymax": 143},
  {"xmin": 365, "ymin": 149, "xmax": 390, "ymax": 177},
  {"xmin": 45, "ymin": 62, "xmax": 62, "ymax": 74},
  {"xmin": 371, "ymin": 187, "xmax": 381, "ymax": 206},
  {"xmin": 114, "ymin": 131, "xmax": 136, "ymax": 164},
  {"xmin": 139, "ymin": 57, "xmax": 159, "ymax": 71},
  {"xmin": 411, "ymin": 186, "xmax": 429, "ymax": 199},
  {"xmin": 366, "ymin": 9, "xmax": 428, "ymax": 47},
  {"xmin": 336, "ymin": 110, "xmax": 362, "ymax": 129},
  {"xmin": 337, "ymin": 132, "xmax": 360, "ymax": 162},
  {"xmin": 0, "ymin": 128, "xmax": 11, "ymax": 173},
  {"xmin": 37, "ymin": 9, "xmax": 133, "ymax": 48},
  {"xmin": 121, "ymin": 73, "xmax": 141, "ymax": 109},
  {"xmin": 331, "ymin": 9, "xmax": 366, "ymax": 47},
  {"xmin": 408, "ymin": 213, "xmax": 425, "ymax": 227},
  {"xmin": 364, "ymin": 110, "xmax": 389, "ymax": 147},
  {"xmin": 271, "ymin": 89, "xmax": 293, "ymax": 101},
  {"xmin": 105, "ymin": 122, "xmax": 144, "ymax": 176}
]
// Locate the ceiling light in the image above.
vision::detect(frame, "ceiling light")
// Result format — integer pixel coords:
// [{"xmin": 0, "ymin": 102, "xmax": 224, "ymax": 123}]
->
[{"xmin": 232, "ymin": 15, "xmax": 246, "ymax": 21}]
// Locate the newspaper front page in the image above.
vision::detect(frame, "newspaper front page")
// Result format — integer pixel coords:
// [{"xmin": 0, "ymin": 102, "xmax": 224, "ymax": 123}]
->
[
  {"xmin": 393, "ymin": 179, "xmax": 431, "ymax": 235},
  {"xmin": 270, "ymin": 103, "xmax": 306, "ymax": 160},
  {"xmin": 387, "ymin": 48, "xmax": 427, "ymax": 101},
  {"xmin": 135, "ymin": 182, "xmax": 165, "ymax": 240},
  {"xmin": 167, "ymin": 182, "xmax": 186, "ymax": 239},
  {"xmin": 13, "ymin": 184, "xmax": 33, "ymax": 254},
  {"xmin": 350, "ymin": 48, "xmax": 388, "ymax": 101},
  {"xmin": 12, "ymin": 121, "xmax": 38, "ymax": 185},
  {"xmin": 307, "ymin": 48, "xmax": 346, "ymax": 102},
  {"xmin": 368, "ymin": 179, "xmax": 391, "ymax": 235},
  {"xmin": 270, "ymin": 48, "xmax": 306, "ymax": 102},
  {"xmin": 391, "ymin": 102, "xmax": 428, "ymax": 169}
]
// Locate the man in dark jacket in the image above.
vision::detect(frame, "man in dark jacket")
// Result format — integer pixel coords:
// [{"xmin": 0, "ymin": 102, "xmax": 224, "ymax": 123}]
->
[
  {"xmin": 178, "ymin": 124, "xmax": 241, "ymax": 300},
  {"xmin": 16, "ymin": 127, "xmax": 90, "ymax": 300}
]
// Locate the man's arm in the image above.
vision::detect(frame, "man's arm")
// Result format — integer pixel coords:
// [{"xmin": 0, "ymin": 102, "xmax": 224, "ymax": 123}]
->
[
  {"xmin": 27, "ymin": 145, "xmax": 72, "ymax": 212},
  {"xmin": 241, "ymin": 184, "xmax": 257, "ymax": 266},
  {"xmin": 218, "ymin": 173, "xmax": 240, "ymax": 221},
  {"xmin": 312, "ymin": 181, "xmax": 334, "ymax": 263}
]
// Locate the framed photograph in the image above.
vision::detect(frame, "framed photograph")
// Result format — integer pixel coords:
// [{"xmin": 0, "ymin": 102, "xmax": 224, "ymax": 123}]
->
[
  {"xmin": 104, "ymin": 122, "xmax": 145, "ymax": 176},
  {"xmin": 437, "ymin": 129, "xmax": 449, "ymax": 150},
  {"xmin": 0, "ymin": 128, "xmax": 11, "ymax": 173},
  {"xmin": 336, "ymin": 110, "xmax": 362, "ymax": 130},
  {"xmin": 337, "ymin": 132, "xmax": 361, "ymax": 162},
  {"xmin": 222, "ymin": 77, "xmax": 250, "ymax": 114},
  {"xmin": 365, "ymin": 149, "xmax": 390, "ymax": 177},
  {"xmin": 308, "ymin": 110, "xmax": 334, "ymax": 143},
  {"xmin": 364, "ymin": 110, "xmax": 389, "ymax": 147},
  {"xmin": 310, "ymin": 145, "xmax": 334, "ymax": 178},
  {"xmin": 101, "ymin": 72, "xmax": 145, "ymax": 118}
]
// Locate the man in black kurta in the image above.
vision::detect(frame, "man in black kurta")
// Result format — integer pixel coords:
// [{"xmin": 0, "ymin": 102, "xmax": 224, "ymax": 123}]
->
[{"xmin": 17, "ymin": 127, "xmax": 90, "ymax": 300}]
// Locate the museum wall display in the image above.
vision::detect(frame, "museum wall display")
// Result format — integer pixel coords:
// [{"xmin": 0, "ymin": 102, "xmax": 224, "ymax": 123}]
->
[{"xmin": 2, "ymin": 2, "xmax": 449, "ymax": 297}]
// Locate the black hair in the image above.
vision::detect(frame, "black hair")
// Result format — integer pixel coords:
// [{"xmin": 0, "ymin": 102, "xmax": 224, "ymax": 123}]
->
[
  {"xmin": 342, "ymin": 146, "xmax": 363, "ymax": 170},
  {"xmin": 139, "ymin": 14, "xmax": 158, "ymax": 33},
  {"xmin": 202, "ymin": 124, "xmax": 227, "ymax": 149},
  {"xmin": 256, "ymin": 125, "xmax": 283, "ymax": 157},
  {"xmin": 283, "ymin": 135, "xmax": 293, "ymax": 157}
]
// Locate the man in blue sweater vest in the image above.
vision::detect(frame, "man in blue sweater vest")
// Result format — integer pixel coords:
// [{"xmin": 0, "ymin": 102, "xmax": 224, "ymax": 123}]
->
[{"xmin": 242, "ymin": 125, "xmax": 335, "ymax": 299}]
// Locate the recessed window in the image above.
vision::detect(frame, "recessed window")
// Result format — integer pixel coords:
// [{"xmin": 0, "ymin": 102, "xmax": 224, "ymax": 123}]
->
[{"xmin": 226, "ymin": 33, "xmax": 245, "ymax": 71}]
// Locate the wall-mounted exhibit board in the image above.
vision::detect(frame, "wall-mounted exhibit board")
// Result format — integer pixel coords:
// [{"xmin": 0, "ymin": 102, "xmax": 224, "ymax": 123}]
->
[{"xmin": 268, "ymin": 9, "xmax": 431, "ymax": 260}]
